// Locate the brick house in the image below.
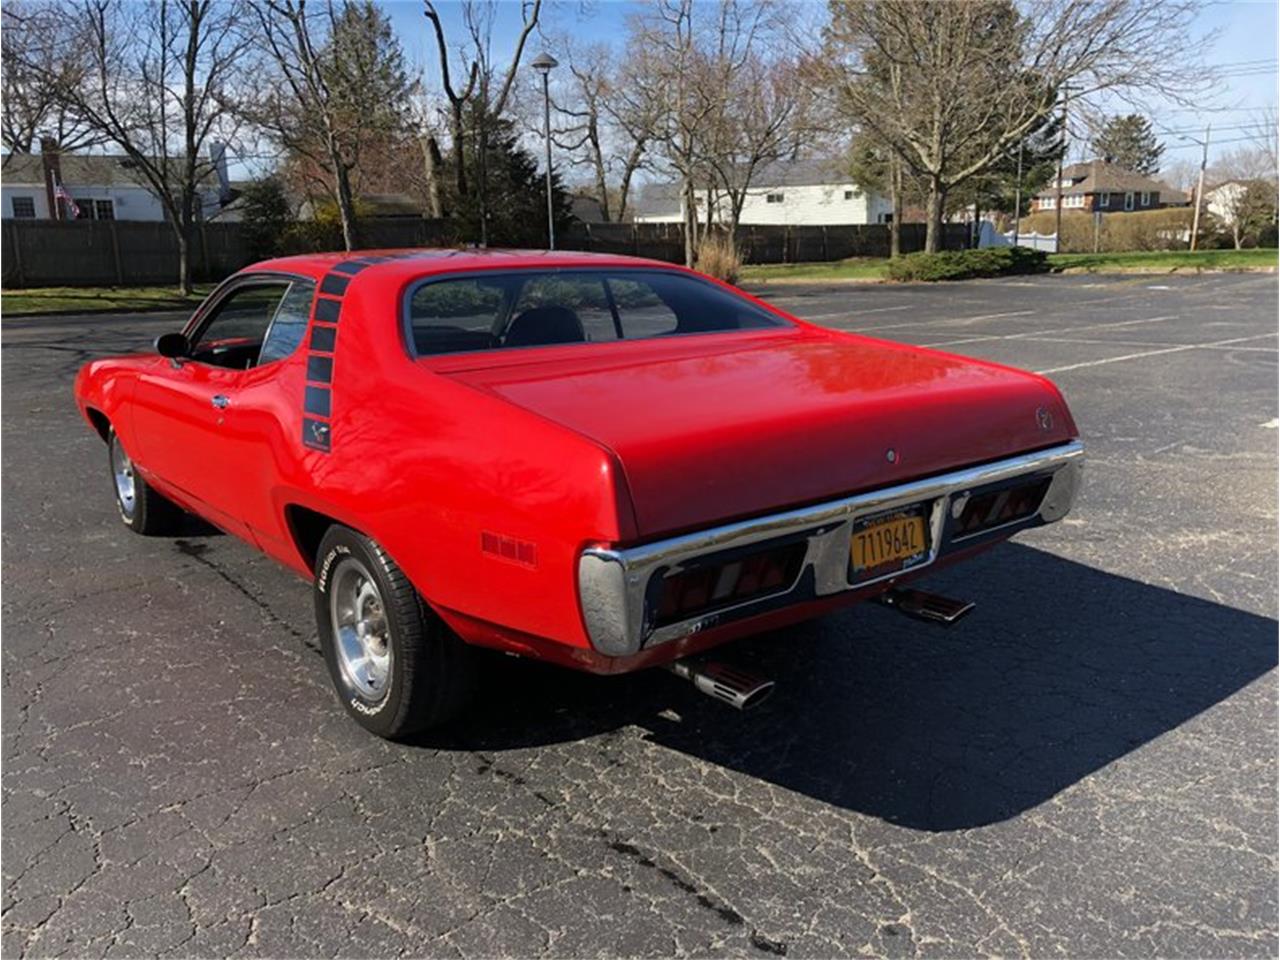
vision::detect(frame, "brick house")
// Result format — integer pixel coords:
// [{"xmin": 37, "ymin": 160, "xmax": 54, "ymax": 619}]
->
[{"xmin": 1031, "ymin": 160, "xmax": 1187, "ymax": 214}]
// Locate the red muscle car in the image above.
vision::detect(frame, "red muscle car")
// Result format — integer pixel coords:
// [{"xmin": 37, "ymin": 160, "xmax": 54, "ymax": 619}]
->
[{"xmin": 75, "ymin": 250, "xmax": 1083, "ymax": 738}]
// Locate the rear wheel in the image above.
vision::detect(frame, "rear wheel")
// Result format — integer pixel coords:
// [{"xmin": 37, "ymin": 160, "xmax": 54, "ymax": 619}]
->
[
  {"xmin": 313, "ymin": 525, "xmax": 474, "ymax": 739},
  {"xmin": 109, "ymin": 429, "xmax": 183, "ymax": 535}
]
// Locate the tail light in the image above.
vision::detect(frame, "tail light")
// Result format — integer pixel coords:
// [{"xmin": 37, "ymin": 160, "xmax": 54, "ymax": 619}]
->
[
  {"xmin": 653, "ymin": 541, "xmax": 807, "ymax": 627},
  {"xmin": 953, "ymin": 477, "xmax": 1051, "ymax": 537}
]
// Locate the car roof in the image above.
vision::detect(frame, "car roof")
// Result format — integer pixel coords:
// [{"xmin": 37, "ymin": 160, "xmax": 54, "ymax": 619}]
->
[{"xmin": 245, "ymin": 248, "xmax": 680, "ymax": 284}]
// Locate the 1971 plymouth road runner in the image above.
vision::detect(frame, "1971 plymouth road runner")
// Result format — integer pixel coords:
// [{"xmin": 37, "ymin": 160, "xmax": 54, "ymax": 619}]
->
[{"xmin": 75, "ymin": 249, "xmax": 1082, "ymax": 738}]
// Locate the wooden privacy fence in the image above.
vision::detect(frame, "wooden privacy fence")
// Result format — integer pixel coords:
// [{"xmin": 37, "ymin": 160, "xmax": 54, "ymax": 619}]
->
[{"xmin": 1, "ymin": 219, "xmax": 971, "ymax": 288}]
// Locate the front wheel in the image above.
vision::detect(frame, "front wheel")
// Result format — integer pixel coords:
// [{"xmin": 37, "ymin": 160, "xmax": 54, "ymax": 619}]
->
[
  {"xmin": 313, "ymin": 525, "xmax": 474, "ymax": 739},
  {"xmin": 108, "ymin": 429, "xmax": 184, "ymax": 535}
]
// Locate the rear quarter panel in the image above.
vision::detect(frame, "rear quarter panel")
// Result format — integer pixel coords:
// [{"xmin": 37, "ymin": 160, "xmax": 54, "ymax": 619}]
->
[{"xmin": 310, "ymin": 277, "xmax": 636, "ymax": 649}]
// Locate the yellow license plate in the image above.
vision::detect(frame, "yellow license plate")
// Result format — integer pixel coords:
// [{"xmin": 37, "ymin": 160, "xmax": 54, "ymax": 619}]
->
[{"xmin": 851, "ymin": 512, "xmax": 927, "ymax": 575}]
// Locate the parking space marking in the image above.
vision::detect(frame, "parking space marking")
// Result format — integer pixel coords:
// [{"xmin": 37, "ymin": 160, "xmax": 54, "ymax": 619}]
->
[
  {"xmin": 924, "ymin": 314, "xmax": 1178, "ymax": 348},
  {"xmin": 852, "ymin": 309, "xmax": 1038, "ymax": 333},
  {"xmin": 784, "ymin": 304, "xmax": 916, "ymax": 319},
  {"xmin": 1037, "ymin": 333, "xmax": 1279, "ymax": 374},
  {"xmin": 1024, "ymin": 335, "xmax": 1279, "ymax": 353}
]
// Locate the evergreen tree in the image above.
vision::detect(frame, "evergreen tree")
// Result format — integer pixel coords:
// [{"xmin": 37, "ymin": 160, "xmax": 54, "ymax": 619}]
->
[
  {"xmin": 1094, "ymin": 114, "xmax": 1165, "ymax": 174},
  {"xmin": 238, "ymin": 178, "xmax": 292, "ymax": 261},
  {"xmin": 444, "ymin": 107, "xmax": 572, "ymax": 248}
]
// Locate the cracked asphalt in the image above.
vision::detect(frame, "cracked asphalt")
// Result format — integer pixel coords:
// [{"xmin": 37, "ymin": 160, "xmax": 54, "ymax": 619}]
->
[{"xmin": 3, "ymin": 271, "xmax": 1277, "ymax": 958}]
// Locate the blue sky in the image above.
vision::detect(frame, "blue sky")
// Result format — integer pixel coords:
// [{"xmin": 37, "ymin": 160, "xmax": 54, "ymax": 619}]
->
[{"xmin": 375, "ymin": 0, "xmax": 1277, "ymax": 167}]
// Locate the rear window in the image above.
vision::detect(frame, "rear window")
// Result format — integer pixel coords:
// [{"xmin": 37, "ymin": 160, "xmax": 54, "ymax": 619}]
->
[{"xmin": 405, "ymin": 269, "xmax": 786, "ymax": 357}]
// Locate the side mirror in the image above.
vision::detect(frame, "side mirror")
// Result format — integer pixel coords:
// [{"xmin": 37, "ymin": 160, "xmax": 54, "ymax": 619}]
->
[{"xmin": 155, "ymin": 332, "xmax": 189, "ymax": 359}]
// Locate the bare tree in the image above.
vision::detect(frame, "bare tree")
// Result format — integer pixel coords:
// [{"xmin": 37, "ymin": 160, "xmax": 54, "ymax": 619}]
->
[
  {"xmin": 248, "ymin": 0, "xmax": 415, "ymax": 251},
  {"xmin": 821, "ymin": 0, "xmax": 1211, "ymax": 252},
  {"xmin": 0, "ymin": 1, "xmax": 105, "ymax": 162},
  {"xmin": 422, "ymin": 0, "xmax": 541, "ymax": 242},
  {"xmin": 543, "ymin": 40, "xmax": 659, "ymax": 222},
  {"xmin": 697, "ymin": 53, "xmax": 810, "ymax": 241},
  {"xmin": 22, "ymin": 0, "xmax": 252, "ymax": 292},
  {"xmin": 1210, "ymin": 144, "xmax": 1279, "ymax": 249},
  {"xmin": 631, "ymin": 0, "xmax": 787, "ymax": 264}
]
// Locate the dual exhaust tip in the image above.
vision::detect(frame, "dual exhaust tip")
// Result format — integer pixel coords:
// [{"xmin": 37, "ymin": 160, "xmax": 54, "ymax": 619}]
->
[
  {"xmin": 664, "ymin": 586, "xmax": 974, "ymax": 711},
  {"xmin": 665, "ymin": 659, "xmax": 776, "ymax": 711}
]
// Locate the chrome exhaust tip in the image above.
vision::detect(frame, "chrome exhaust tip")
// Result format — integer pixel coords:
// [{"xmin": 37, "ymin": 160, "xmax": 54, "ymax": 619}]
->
[{"xmin": 665, "ymin": 659, "xmax": 775, "ymax": 711}]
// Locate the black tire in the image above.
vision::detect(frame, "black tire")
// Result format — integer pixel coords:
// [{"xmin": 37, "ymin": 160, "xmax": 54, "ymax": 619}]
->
[
  {"xmin": 313, "ymin": 525, "xmax": 474, "ymax": 739},
  {"xmin": 108, "ymin": 428, "xmax": 184, "ymax": 535}
]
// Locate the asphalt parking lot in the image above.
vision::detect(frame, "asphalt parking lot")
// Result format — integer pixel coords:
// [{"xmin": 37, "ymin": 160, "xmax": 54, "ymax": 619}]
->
[{"xmin": 3, "ymin": 271, "xmax": 1277, "ymax": 958}]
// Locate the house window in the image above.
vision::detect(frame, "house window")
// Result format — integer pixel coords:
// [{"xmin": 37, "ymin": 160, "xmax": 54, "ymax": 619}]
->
[
  {"xmin": 95, "ymin": 200, "xmax": 115, "ymax": 220},
  {"xmin": 11, "ymin": 196, "xmax": 36, "ymax": 219},
  {"xmin": 1042, "ymin": 196, "xmax": 1056, "ymax": 209},
  {"xmin": 1099, "ymin": 192, "xmax": 1110, "ymax": 208},
  {"xmin": 843, "ymin": 189, "xmax": 857, "ymax": 200},
  {"xmin": 766, "ymin": 192, "xmax": 784, "ymax": 204},
  {"xmin": 73, "ymin": 198, "xmax": 96, "ymax": 219},
  {"xmin": 1124, "ymin": 191, "xmax": 1135, "ymax": 211},
  {"xmin": 1140, "ymin": 191, "xmax": 1150, "ymax": 207},
  {"xmin": 879, "ymin": 212, "xmax": 893, "ymax": 223}
]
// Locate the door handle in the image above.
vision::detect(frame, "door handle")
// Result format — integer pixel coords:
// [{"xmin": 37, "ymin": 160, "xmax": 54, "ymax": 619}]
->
[{"xmin": 211, "ymin": 394, "xmax": 230, "ymax": 409}]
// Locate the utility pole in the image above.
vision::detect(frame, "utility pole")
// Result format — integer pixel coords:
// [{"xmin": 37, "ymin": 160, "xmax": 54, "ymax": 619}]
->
[
  {"xmin": 1012, "ymin": 141, "xmax": 1024, "ymax": 247},
  {"xmin": 1054, "ymin": 86, "xmax": 1076, "ymax": 251},
  {"xmin": 1189, "ymin": 124, "xmax": 1211, "ymax": 252}
]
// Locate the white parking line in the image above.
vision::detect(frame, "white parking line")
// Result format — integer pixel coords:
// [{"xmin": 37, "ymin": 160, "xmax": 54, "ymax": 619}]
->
[
  {"xmin": 1036, "ymin": 333, "xmax": 1279, "ymax": 375},
  {"xmin": 798, "ymin": 304, "xmax": 916, "ymax": 320},
  {"xmin": 924, "ymin": 314, "xmax": 1177, "ymax": 348},
  {"xmin": 1022, "ymin": 335, "xmax": 1279, "ymax": 353},
  {"xmin": 855, "ymin": 309, "xmax": 1038, "ymax": 333}
]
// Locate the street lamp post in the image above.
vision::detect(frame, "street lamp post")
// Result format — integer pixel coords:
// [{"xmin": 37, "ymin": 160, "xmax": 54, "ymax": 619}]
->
[{"xmin": 531, "ymin": 52, "xmax": 559, "ymax": 250}]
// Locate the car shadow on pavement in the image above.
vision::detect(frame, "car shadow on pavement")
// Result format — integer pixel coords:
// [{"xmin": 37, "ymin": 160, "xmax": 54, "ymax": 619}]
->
[{"xmin": 420, "ymin": 544, "xmax": 1277, "ymax": 832}]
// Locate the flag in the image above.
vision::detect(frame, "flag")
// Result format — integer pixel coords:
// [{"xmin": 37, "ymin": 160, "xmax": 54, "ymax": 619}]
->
[{"xmin": 53, "ymin": 182, "xmax": 80, "ymax": 219}]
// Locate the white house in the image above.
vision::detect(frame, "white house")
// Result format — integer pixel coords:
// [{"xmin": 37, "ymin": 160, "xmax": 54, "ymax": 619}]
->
[
  {"xmin": 632, "ymin": 160, "xmax": 892, "ymax": 226},
  {"xmin": 1, "ymin": 148, "xmax": 229, "ymax": 222}
]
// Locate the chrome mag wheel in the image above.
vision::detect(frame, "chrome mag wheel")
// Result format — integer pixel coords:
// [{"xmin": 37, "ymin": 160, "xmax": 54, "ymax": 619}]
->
[
  {"xmin": 329, "ymin": 557, "xmax": 393, "ymax": 700},
  {"xmin": 110, "ymin": 433, "xmax": 136, "ymax": 519}
]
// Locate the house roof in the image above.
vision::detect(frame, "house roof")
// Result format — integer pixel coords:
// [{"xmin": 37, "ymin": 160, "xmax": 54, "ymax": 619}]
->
[
  {"xmin": 1, "ymin": 151, "xmax": 221, "ymax": 190},
  {"xmin": 1035, "ymin": 160, "xmax": 1176, "ymax": 198}
]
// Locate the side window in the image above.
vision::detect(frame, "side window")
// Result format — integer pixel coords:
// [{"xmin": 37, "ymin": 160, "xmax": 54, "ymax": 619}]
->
[
  {"xmin": 191, "ymin": 283, "xmax": 289, "ymax": 369},
  {"xmin": 259, "ymin": 280, "xmax": 316, "ymax": 365},
  {"xmin": 608, "ymin": 278, "xmax": 679, "ymax": 337},
  {"xmin": 409, "ymin": 279, "xmax": 506, "ymax": 355},
  {"xmin": 511, "ymin": 275, "xmax": 619, "ymax": 343}
]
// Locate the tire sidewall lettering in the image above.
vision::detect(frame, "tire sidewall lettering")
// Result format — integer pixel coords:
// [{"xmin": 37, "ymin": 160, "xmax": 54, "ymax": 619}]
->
[{"xmin": 316, "ymin": 543, "xmax": 351, "ymax": 593}]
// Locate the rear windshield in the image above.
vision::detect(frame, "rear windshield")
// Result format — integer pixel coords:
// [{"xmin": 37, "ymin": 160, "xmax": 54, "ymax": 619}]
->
[{"xmin": 405, "ymin": 269, "xmax": 787, "ymax": 357}]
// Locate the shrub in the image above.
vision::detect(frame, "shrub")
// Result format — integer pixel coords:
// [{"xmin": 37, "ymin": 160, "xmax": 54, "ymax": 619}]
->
[
  {"xmin": 696, "ymin": 232, "xmax": 744, "ymax": 283},
  {"xmin": 1017, "ymin": 207, "xmax": 1194, "ymax": 253},
  {"xmin": 886, "ymin": 246, "xmax": 1048, "ymax": 282}
]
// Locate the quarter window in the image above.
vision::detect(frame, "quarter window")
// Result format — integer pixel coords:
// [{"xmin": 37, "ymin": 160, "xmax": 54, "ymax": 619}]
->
[{"xmin": 259, "ymin": 280, "xmax": 317, "ymax": 365}]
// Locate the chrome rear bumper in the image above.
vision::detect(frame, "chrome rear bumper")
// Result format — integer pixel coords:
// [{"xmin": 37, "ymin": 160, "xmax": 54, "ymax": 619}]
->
[{"xmin": 578, "ymin": 440, "xmax": 1083, "ymax": 656}]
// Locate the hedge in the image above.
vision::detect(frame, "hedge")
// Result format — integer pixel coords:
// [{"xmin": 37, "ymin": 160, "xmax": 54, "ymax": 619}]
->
[{"xmin": 886, "ymin": 246, "xmax": 1050, "ymax": 282}]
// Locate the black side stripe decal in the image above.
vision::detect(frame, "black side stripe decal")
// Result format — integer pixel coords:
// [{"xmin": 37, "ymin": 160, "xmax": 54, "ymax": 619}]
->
[
  {"xmin": 314, "ymin": 297, "xmax": 341, "ymax": 324},
  {"xmin": 319, "ymin": 274, "xmax": 349, "ymax": 297},
  {"xmin": 304, "ymin": 386, "xmax": 331, "ymax": 417},
  {"xmin": 309, "ymin": 325, "xmax": 336, "ymax": 353},
  {"xmin": 301, "ymin": 267, "xmax": 355, "ymax": 452}
]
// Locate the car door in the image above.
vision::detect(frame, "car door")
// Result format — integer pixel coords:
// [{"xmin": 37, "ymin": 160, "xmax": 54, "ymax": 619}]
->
[{"xmin": 132, "ymin": 276, "xmax": 311, "ymax": 538}]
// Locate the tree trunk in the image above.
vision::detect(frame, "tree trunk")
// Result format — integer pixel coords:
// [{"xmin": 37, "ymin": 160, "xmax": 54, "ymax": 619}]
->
[
  {"xmin": 422, "ymin": 136, "xmax": 444, "ymax": 219},
  {"xmin": 924, "ymin": 179, "xmax": 946, "ymax": 254},
  {"xmin": 450, "ymin": 103, "xmax": 467, "ymax": 198},
  {"xmin": 682, "ymin": 178, "xmax": 697, "ymax": 267},
  {"xmin": 334, "ymin": 161, "xmax": 358, "ymax": 251},
  {"xmin": 889, "ymin": 156, "xmax": 902, "ymax": 258},
  {"xmin": 176, "ymin": 190, "xmax": 194, "ymax": 295}
]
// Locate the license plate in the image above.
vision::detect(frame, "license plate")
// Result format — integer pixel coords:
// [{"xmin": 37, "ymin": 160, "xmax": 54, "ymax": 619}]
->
[{"xmin": 850, "ymin": 510, "xmax": 927, "ymax": 578}]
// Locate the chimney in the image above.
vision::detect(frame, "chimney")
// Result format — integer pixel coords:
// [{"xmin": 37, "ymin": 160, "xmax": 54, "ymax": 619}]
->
[
  {"xmin": 40, "ymin": 137, "xmax": 62, "ymax": 220},
  {"xmin": 209, "ymin": 142, "xmax": 231, "ymax": 204}
]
